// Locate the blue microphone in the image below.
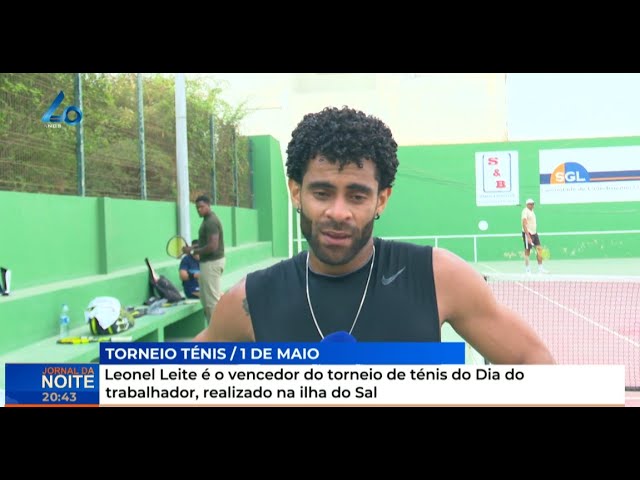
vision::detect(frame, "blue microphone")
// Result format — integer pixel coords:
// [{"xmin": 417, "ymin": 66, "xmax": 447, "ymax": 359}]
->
[{"xmin": 321, "ymin": 331, "xmax": 357, "ymax": 343}]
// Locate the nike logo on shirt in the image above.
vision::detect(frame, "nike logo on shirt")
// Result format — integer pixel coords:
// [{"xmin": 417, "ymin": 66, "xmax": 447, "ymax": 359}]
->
[{"xmin": 381, "ymin": 267, "xmax": 406, "ymax": 286}]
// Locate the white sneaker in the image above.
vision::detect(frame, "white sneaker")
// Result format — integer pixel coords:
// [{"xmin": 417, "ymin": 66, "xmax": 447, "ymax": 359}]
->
[{"xmin": 538, "ymin": 266, "xmax": 549, "ymax": 274}]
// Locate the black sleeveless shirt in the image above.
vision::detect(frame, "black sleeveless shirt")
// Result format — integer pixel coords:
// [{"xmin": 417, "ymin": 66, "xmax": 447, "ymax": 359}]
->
[{"xmin": 246, "ymin": 237, "xmax": 441, "ymax": 342}]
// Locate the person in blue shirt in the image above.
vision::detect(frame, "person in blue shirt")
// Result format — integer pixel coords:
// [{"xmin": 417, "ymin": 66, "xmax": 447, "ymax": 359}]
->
[{"xmin": 179, "ymin": 241, "xmax": 201, "ymax": 299}]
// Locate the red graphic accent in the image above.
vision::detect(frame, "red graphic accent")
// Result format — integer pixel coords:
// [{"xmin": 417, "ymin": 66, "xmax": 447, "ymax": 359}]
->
[
  {"xmin": 487, "ymin": 157, "xmax": 499, "ymax": 165},
  {"xmin": 493, "ymin": 169, "xmax": 501, "ymax": 177},
  {"xmin": 495, "ymin": 180, "xmax": 507, "ymax": 188}
]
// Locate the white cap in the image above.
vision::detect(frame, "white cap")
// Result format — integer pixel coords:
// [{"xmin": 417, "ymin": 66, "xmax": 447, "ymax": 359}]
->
[{"xmin": 526, "ymin": 198, "xmax": 535, "ymax": 204}]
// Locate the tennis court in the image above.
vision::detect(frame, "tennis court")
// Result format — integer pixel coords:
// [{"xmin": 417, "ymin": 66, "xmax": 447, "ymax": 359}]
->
[{"xmin": 464, "ymin": 257, "xmax": 640, "ymax": 406}]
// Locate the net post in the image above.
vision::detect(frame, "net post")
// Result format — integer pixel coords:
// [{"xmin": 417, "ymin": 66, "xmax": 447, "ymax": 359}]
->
[{"xmin": 482, "ymin": 274, "xmax": 491, "ymax": 365}]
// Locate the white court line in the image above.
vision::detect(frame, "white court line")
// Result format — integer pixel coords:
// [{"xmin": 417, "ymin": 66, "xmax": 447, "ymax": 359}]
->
[{"xmin": 479, "ymin": 263, "xmax": 640, "ymax": 349}]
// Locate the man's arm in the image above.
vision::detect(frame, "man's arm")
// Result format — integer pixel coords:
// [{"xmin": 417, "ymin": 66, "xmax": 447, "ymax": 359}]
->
[
  {"xmin": 194, "ymin": 232, "xmax": 219, "ymax": 256},
  {"xmin": 433, "ymin": 248, "xmax": 555, "ymax": 364},
  {"xmin": 179, "ymin": 257, "xmax": 199, "ymax": 282},
  {"xmin": 522, "ymin": 215, "xmax": 532, "ymax": 244},
  {"xmin": 179, "ymin": 258, "xmax": 189, "ymax": 282},
  {"xmin": 193, "ymin": 277, "xmax": 255, "ymax": 342},
  {"xmin": 179, "ymin": 268, "xmax": 190, "ymax": 282},
  {"xmin": 179, "ymin": 268, "xmax": 199, "ymax": 282}
]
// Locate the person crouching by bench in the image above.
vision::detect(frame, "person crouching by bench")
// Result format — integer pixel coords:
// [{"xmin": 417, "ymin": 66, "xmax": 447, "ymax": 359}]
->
[{"xmin": 179, "ymin": 240, "xmax": 200, "ymax": 299}]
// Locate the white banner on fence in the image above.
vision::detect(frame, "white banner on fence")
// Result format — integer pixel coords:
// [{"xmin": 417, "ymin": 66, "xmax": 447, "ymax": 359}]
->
[
  {"xmin": 539, "ymin": 145, "xmax": 640, "ymax": 204},
  {"xmin": 475, "ymin": 151, "xmax": 520, "ymax": 206}
]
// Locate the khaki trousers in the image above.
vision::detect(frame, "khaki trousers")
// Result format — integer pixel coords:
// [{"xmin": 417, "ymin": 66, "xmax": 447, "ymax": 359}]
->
[{"xmin": 199, "ymin": 257, "xmax": 225, "ymax": 325}]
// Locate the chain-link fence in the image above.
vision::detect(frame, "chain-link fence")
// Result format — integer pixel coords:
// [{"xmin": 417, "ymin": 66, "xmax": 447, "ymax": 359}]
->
[{"xmin": 0, "ymin": 73, "xmax": 252, "ymax": 207}]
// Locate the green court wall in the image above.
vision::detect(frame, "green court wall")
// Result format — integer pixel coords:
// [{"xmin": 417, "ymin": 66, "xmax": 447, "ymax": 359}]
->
[
  {"xmin": 374, "ymin": 136, "xmax": 640, "ymax": 261},
  {"xmin": 0, "ymin": 135, "xmax": 289, "ymax": 292},
  {"xmin": 2, "ymin": 133, "xmax": 638, "ymax": 295},
  {"xmin": 250, "ymin": 135, "xmax": 290, "ymax": 258},
  {"xmin": 0, "ymin": 135, "xmax": 290, "ymax": 356}
]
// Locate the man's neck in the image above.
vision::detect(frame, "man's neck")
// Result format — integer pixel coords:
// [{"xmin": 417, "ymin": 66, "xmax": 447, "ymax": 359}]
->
[{"xmin": 308, "ymin": 240, "xmax": 375, "ymax": 276}]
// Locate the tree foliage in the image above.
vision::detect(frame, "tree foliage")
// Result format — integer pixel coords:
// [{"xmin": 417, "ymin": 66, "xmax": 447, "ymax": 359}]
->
[{"xmin": 0, "ymin": 73, "xmax": 251, "ymax": 206}]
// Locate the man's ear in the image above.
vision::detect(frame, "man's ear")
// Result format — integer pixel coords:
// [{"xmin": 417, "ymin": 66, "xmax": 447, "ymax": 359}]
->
[
  {"xmin": 288, "ymin": 178, "xmax": 301, "ymax": 210},
  {"xmin": 376, "ymin": 187, "xmax": 392, "ymax": 216}
]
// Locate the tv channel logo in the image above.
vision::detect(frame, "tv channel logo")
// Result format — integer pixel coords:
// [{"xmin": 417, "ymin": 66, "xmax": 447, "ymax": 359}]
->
[{"xmin": 41, "ymin": 91, "xmax": 83, "ymax": 126}]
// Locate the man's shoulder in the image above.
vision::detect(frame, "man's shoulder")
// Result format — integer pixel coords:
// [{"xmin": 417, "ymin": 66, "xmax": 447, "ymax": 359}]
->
[
  {"xmin": 376, "ymin": 238, "xmax": 432, "ymax": 264},
  {"xmin": 377, "ymin": 237, "xmax": 431, "ymax": 252},
  {"xmin": 266, "ymin": 254, "xmax": 302, "ymax": 271},
  {"xmin": 180, "ymin": 255, "xmax": 197, "ymax": 267},
  {"xmin": 247, "ymin": 254, "xmax": 302, "ymax": 282},
  {"xmin": 205, "ymin": 213, "xmax": 221, "ymax": 224},
  {"xmin": 203, "ymin": 213, "xmax": 223, "ymax": 231}
]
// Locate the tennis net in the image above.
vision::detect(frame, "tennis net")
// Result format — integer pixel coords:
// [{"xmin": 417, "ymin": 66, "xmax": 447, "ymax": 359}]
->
[{"xmin": 483, "ymin": 273, "xmax": 640, "ymax": 391}]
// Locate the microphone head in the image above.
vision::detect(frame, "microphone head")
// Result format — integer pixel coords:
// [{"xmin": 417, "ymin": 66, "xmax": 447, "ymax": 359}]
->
[{"xmin": 321, "ymin": 331, "xmax": 357, "ymax": 343}]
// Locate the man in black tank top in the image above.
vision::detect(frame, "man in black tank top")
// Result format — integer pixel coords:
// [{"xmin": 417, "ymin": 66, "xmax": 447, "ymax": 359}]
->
[{"xmin": 194, "ymin": 106, "xmax": 555, "ymax": 364}]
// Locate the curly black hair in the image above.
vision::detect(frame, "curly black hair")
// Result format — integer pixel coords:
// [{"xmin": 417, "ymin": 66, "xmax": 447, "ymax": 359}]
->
[{"xmin": 285, "ymin": 106, "xmax": 399, "ymax": 190}]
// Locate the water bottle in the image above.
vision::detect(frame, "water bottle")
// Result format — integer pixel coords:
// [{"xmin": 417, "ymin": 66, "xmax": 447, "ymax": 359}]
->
[{"xmin": 59, "ymin": 304, "xmax": 70, "ymax": 339}]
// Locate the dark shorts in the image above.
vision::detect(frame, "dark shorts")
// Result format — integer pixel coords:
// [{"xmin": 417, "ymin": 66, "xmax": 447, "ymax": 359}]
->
[{"xmin": 522, "ymin": 232, "xmax": 540, "ymax": 250}]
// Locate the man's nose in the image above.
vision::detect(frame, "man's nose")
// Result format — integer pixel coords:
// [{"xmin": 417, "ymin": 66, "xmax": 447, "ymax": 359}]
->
[{"xmin": 325, "ymin": 197, "xmax": 353, "ymax": 222}]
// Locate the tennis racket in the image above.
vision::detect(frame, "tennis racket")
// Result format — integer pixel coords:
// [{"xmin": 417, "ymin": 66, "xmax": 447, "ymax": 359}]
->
[
  {"xmin": 145, "ymin": 257, "xmax": 160, "ymax": 284},
  {"xmin": 166, "ymin": 235, "xmax": 188, "ymax": 258},
  {"xmin": 540, "ymin": 246, "xmax": 551, "ymax": 260},
  {"xmin": 57, "ymin": 335, "xmax": 133, "ymax": 345},
  {"xmin": 1, "ymin": 267, "xmax": 10, "ymax": 296}
]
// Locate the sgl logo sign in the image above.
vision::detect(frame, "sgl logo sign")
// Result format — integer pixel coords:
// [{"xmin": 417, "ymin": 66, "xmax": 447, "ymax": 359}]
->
[
  {"xmin": 41, "ymin": 91, "xmax": 83, "ymax": 127},
  {"xmin": 550, "ymin": 162, "xmax": 590, "ymax": 184}
]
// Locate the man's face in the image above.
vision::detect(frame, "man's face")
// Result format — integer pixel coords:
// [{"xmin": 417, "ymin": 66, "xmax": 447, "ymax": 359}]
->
[
  {"xmin": 527, "ymin": 203, "xmax": 535, "ymax": 211},
  {"xmin": 289, "ymin": 156, "xmax": 390, "ymax": 270},
  {"xmin": 196, "ymin": 201, "xmax": 210, "ymax": 217}
]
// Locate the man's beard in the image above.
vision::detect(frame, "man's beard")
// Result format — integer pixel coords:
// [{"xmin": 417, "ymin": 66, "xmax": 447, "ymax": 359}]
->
[{"xmin": 299, "ymin": 207, "xmax": 375, "ymax": 266}]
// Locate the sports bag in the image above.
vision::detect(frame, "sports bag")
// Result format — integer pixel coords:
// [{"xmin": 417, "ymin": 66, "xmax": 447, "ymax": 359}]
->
[
  {"xmin": 85, "ymin": 296, "xmax": 135, "ymax": 335},
  {"xmin": 145, "ymin": 257, "xmax": 184, "ymax": 303}
]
